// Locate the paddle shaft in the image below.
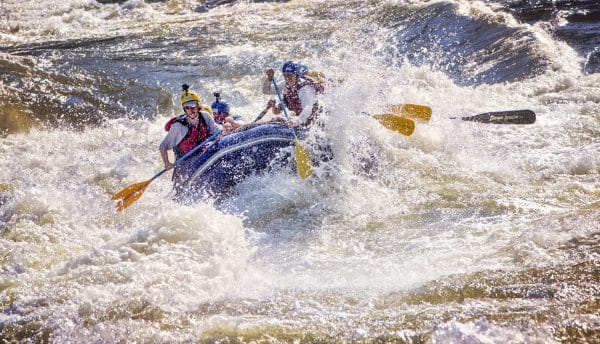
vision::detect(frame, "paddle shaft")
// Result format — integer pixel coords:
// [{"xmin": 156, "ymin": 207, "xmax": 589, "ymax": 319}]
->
[
  {"xmin": 271, "ymin": 77, "xmax": 313, "ymax": 179},
  {"xmin": 252, "ymin": 106, "xmax": 270, "ymax": 123},
  {"xmin": 272, "ymin": 79, "xmax": 291, "ymax": 120}
]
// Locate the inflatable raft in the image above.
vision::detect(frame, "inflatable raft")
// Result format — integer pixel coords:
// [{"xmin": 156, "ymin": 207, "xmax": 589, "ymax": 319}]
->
[{"xmin": 172, "ymin": 123, "xmax": 296, "ymax": 200}]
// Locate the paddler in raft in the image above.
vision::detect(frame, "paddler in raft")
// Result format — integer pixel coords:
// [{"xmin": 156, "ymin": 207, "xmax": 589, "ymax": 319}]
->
[
  {"xmin": 220, "ymin": 61, "xmax": 325, "ymax": 134},
  {"xmin": 262, "ymin": 60, "xmax": 325, "ymax": 128},
  {"xmin": 210, "ymin": 92, "xmax": 245, "ymax": 134},
  {"xmin": 159, "ymin": 84, "xmax": 220, "ymax": 187},
  {"xmin": 261, "ymin": 60, "xmax": 335, "ymax": 166}
]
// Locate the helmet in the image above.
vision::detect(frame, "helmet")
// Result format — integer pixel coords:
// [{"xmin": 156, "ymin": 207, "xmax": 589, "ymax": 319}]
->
[
  {"xmin": 282, "ymin": 61, "xmax": 308, "ymax": 76},
  {"xmin": 211, "ymin": 100, "xmax": 230, "ymax": 114},
  {"xmin": 180, "ymin": 84, "xmax": 201, "ymax": 107}
]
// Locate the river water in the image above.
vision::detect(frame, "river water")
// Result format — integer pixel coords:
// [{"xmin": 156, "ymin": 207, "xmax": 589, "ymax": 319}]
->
[{"xmin": 1, "ymin": 0, "xmax": 598, "ymax": 342}]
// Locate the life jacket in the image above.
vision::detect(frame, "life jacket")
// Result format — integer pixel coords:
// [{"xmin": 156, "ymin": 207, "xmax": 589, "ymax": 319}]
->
[
  {"xmin": 283, "ymin": 75, "xmax": 325, "ymax": 122},
  {"xmin": 164, "ymin": 114, "xmax": 210, "ymax": 158}
]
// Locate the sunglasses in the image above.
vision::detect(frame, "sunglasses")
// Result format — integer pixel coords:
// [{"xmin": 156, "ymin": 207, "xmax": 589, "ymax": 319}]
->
[{"xmin": 184, "ymin": 105, "xmax": 197, "ymax": 111}]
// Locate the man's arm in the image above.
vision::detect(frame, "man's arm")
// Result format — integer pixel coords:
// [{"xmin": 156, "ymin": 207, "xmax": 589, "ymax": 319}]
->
[{"xmin": 159, "ymin": 123, "xmax": 187, "ymax": 168}]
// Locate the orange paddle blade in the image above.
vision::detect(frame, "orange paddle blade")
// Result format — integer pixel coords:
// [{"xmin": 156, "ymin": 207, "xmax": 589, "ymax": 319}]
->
[{"xmin": 111, "ymin": 180, "xmax": 151, "ymax": 212}]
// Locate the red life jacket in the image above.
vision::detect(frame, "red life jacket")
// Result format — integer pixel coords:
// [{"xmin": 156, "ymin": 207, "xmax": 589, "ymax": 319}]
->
[
  {"xmin": 283, "ymin": 75, "xmax": 324, "ymax": 117},
  {"xmin": 164, "ymin": 114, "xmax": 210, "ymax": 158}
]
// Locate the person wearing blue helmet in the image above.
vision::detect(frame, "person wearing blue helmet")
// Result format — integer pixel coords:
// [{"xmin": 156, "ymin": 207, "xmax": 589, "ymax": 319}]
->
[
  {"xmin": 262, "ymin": 60, "xmax": 324, "ymax": 127},
  {"xmin": 210, "ymin": 92, "xmax": 245, "ymax": 134}
]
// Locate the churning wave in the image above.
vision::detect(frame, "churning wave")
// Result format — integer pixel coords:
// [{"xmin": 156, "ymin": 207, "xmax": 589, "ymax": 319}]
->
[{"xmin": 380, "ymin": 1, "xmax": 550, "ymax": 86}]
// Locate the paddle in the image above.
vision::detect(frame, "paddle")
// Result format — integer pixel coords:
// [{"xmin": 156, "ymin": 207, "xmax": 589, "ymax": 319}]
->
[
  {"xmin": 387, "ymin": 103, "xmax": 432, "ymax": 121},
  {"xmin": 252, "ymin": 103, "xmax": 273, "ymax": 123},
  {"xmin": 451, "ymin": 109, "xmax": 536, "ymax": 124},
  {"xmin": 366, "ymin": 103, "xmax": 427, "ymax": 136},
  {"xmin": 252, "ymin": 108, "xmax": 269, "ymax": 123},
  {"xmin": 111, "ymin": 130, "xmax": 221, "ymax": 212},
  {"xmin": 371, "ymin": 114, "xmax": 416, "ymax": 136},
  {"xmin": 271, "ymin": 78, "xmax": 312, "ymax": 179}
]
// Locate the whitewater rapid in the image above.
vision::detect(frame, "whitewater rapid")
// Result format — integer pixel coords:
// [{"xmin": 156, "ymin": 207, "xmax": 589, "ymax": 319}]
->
[{"xmin": 1, "ymin": 0, "xmax": 598, "ymax": 342}]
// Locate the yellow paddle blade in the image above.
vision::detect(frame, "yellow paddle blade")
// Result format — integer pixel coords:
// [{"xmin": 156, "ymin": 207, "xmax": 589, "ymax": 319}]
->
[
  {"xmin": 294, "ymin": 138, "xmax": 313, "ymax": 179},
  {"xmin": 111, "ymin": 180, "xmax": 151, "ymax": 212},
  {"xmin": 372, "ymin": 114, "xmax": 415, "ymax": 136},
  {"xmin": 388, "ymin": 103, "xmax": 432, "ymax": 121}
]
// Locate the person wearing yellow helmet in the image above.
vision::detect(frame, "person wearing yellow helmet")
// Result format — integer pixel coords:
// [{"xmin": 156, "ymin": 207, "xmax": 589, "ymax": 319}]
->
[{"xmin": 159, "ymin": 84, "xmax": 220, "ymax": 171}]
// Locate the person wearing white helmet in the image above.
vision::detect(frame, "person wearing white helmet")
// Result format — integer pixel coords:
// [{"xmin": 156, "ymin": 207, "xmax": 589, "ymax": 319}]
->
[{"xmin": 159, "ymin": 84, "xmax": 220, "ymax": 170}]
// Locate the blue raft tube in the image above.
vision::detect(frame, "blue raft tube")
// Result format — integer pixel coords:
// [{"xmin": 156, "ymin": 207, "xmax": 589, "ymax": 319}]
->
[{"xmin": 172, "ymin": 123, "xmax": 297, "ymax": 201}]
